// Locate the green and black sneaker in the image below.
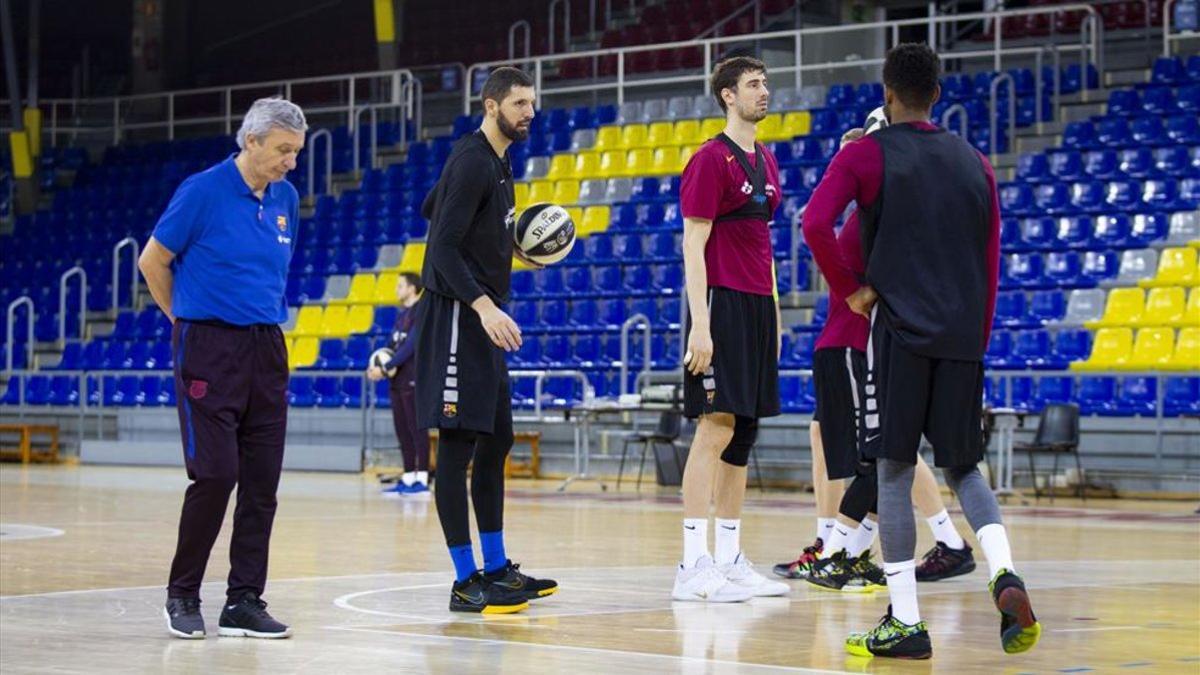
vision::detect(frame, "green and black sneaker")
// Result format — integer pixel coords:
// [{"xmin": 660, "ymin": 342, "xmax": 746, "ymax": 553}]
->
[
  {"xmin": 990, "ymin": 568, "xmax": 1042, "ymax": 654},
  {"xmin": 484, "ymin": 560, "xmax": 559, "ymax": 600},
  {"xmin": 845, "ymin": 606, "xmax": 933, "ymax": 659},
  {"xmin": 848, "ymin": 550, "xmax": 887, "ymax": 591}
]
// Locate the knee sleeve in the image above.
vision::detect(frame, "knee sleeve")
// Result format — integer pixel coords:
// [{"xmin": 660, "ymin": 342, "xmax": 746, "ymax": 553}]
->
[
  {"xmin": 719, "ymin": 415, "xmax": 757, "ymax": 467},
  {"xmin": 838, "ymin": 462, "xmax": 878, "ymax": 523},
  {"xmin": 943, "ymin": 464, "xmax": 1003, "ymax": 532}
]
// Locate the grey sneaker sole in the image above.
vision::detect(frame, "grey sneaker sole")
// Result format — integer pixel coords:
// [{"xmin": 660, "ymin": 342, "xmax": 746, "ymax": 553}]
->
[
  {"xmin": 163, "ymin": 608, "xmax": 205, "ymax": 639},
  {"xmin": 217, "ymin": 625, "xmax": 293, "ymax": 639}
]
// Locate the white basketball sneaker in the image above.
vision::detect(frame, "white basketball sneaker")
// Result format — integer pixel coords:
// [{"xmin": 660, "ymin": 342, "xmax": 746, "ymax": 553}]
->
[
  {"xmin": 720, "ymin": 553, "xmax": 791, "ymax": 597},
  {"xmin": 672, "ymin": 556, "xmax": 754, "ymax": 603}
]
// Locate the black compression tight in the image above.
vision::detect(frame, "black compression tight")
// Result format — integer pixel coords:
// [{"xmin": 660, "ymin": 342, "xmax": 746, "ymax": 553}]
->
[{"xmin": 434, "ymin": 414, "xmax": 513, "ymax": 548}]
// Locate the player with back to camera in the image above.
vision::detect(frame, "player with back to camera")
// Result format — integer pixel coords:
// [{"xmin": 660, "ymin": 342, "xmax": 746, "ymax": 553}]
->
[
  {"xmin": 369, "ymin": 272, "xmax": 430, "ymax": 495},
  {"xmin": 673, "ymin": 56, "xmax": 790, "ymax": 603},
  {"xmin": 413, "ymin": 66, "xmax": 558, "ymax": 614}
]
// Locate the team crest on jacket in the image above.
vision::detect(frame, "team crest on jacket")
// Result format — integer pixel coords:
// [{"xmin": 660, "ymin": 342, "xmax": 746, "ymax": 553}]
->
[
  {"xmin": 276, "ymin": 215, "xmax": 288, "ymax": 231},
  {"xmin": 443, "ymin": 403, "xmax": 458, "ymax": 418}
]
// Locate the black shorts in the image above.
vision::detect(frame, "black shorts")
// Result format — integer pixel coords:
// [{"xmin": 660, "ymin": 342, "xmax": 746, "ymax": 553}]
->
[
  {"xmin": 860, "ymin": 307, "xmax": 985, "ymax": 467},
  {"xmin": 414, "ymin": 291, "xmax": 511, "ymax": 434},
  {"xmin": 683, "ymin": 287, "xmax": 780, "ymax": 420},
  {"xmin": 812, "ymin": 347, "xmax": 866, "ymax": 480}
]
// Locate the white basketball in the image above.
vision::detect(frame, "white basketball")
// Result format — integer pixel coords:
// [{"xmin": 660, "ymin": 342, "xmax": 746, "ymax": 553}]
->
[
  {"xmin": 370, "ymin": 347, "xmax": 396, "ymax": 377},
  {"xmin": 515, "ymin": 203, "xmax": 577, "ymax": 266},
  {"xmin": 864, "ymin": 106, "xmax": 889, "ymax": 135}
]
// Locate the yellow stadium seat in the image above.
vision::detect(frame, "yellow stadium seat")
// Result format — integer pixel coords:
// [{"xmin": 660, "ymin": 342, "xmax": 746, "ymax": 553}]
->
[
  {"xmin": 574, "ymin": 151, "xmax": 602, "ymax": 180},
  {"xmin": 514, "ymin": 182, "xmax": 530, "ymax": 210},
  {"xmin": 529, "ymin": 180, "xmax": 555, "ymax": 203},
  {"xmin": 332, "ymin": 273, "xmax": 376, "ymax": 305},
  {"xmin": 1085, "ymin": 287, "xmax": 1145, "ymax": 329},
  {"xmin": 700, "ymin": 118, "xmax": 724, "ymax": 138},
  {"xmin": 1124, "ymin": 327, "xmax": 1175, "ymax": 370},
  {"xmin": 580, "ymin": 206, "xmax": 611, "ymax": 235},
  {"xmin": 546, "ymin": 153, "xmax": 576, "ymax": 181},
  {"xmin": 553, "ymin": 179, "xmax": 580, "ymax": 204},
  {"xmin": 1071, "ymin": 327, "xmax": 1133, "ymax": 371},
  {"xmin": 1140, "ymin": 247, "xmax": 1198, "ymax": 287},
  {"xmin": 283, "ymin": 337, "xmax": 294, "ymax": 367},
  {"xmin": 1167, "ymin": 327, "xmax": 1200, "ymax": 370},
  {"xmin": 290, "ymin": 306, "xmax": 324, "ymax": 337},
  {"xmin": 756, "ymin": 114, "xmax": 785, "ymax": 142},
  {"xmin": 289, "ymin": 337, "xmax": 319, "ymax": 370},
  {"xmin": 397, "ymin": 243, "xmax": 425, "ymax": 274},
  {"xmin": 594, "ymin": 125, "xmax": 622, "ymax": 151},
  {"xmin": 371, "ymin": 272, "xmax": 399, "ymax": 304},
  {"xmin": 318, "ymin": 305, "xmax": 350, "ymax": 338},
  {"xmin": 599, "ymin": 150, "xmax": 627, "ymax": 178},
  {"xmin": 673, "ymin": 120, "xmax": 702, "ymax": 146},
  {"xmin": 1138, "ymin": 286, "xmax": 1186, "ymax": 327},
  {"xmin": 566, "ymin": 207, "xmax": 584, "ymax": 230},
  {"xmin": 627, "ymin": 148, "xmax": 653, "ymax": 175},
  {"xmin": 652, "ymin": 147, "xmax": 682, "ymax": 174},
  {"xmin": 679, "ymin": 145, "xmax": 698, "ymax": 167},
  {"xmin": 1179, "ymin": 288, "xmax": 1200, "ymax": 328},
  {"xmin": 782, "ymin": 111, "xmax": 813, "ymax": 138},
  {"xmin": 647, "ymin": 121, "xmax": 675, "ymax": 147},
  {"xmin": 347, "ymin": 304, "xmax": 376, "ymax": 334},
  {"xmin": 621, "ymin": 124, "xmax": 650, "ymax": 149}
]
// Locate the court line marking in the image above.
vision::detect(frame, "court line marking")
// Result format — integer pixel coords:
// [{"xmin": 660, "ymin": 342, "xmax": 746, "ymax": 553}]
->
[
  {"xmin": 1053, "ymin": 626, "xmax": 1143, "ymax": 634},
  {"xmin": 322, "ymin": 624, "xmax": 857, "ymax": 674}
]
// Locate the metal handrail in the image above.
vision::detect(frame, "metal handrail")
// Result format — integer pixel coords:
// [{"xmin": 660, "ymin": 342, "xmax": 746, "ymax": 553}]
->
[
  {"xmin": 352, "ymin": 103, "xmax": 406, "ymax": 174},
  {"xmin": 509, "ymin": 20, "xmax": 531, "ymax": 64},
  {"xmin": 306, "ymin": 128, "xmax": 333, "ymax": 198},
  {"xmin": 1035, "ymin": 44, "xmax": 1062, "ymax": 127},
  {"xmin": 111, "ymin": 238, "xmax": 139, "ymax": 312},
  {"xmin": 698, "ymin": 0, "xmax": 762, "ymax": 39},
  {"xmin": 618, "ymin": 313, "xmax": 653, "ymax": 396},
  {"xmin": 462, "ymin": 4, "xmax": 1103, "ymax": 113},
  {"xmin": 58, "ymin": 266, "xmax": 87, "ymax": 345},
  {"xmin": 5, "ymin": 297, "xmax": 34, "ymax": 373},
  {"xmin": 989, "ymin": 72, "xmax": 1016, "ymax": 161},
  {"xmin": 549, "ymin": 0, "xmax": 572, "ymax": 54},
  {"xmin": 942, "ymin": 103, "xmax": 969, "ymax": 138}
]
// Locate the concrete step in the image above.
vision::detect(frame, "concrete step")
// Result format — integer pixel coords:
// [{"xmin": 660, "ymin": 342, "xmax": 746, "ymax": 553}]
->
[
  {"xmin": 1015, "ymin": 134, "xmax": 1062, "ymax": 155},
  {"xmin": 1106, "ymin": 68, "xmax": 1151, "ymax": 87},
  {"xmin": 1061, "ymin": 101, "xmax": 1106, "ymax": 123}
]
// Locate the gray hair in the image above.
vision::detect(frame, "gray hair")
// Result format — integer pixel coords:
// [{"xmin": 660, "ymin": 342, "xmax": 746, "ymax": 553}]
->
[{"xmin": 236, "ymin": 97, "xmax": 309, "ymax": 149}]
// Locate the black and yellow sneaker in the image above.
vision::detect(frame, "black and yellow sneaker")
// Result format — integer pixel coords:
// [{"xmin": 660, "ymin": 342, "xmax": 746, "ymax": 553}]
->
[
  {"xmin": 449, "ymin": 572, "xmax": 530, "ymax": 614},
  {"xmin": 845, "ymin": 607, "xmax": 932, "ymax": 659},
  {"xmin": 849, "ymin": 550, "xmax": 887, "ymax": 590},
  {"xmin": 916, "ymin": 541, "xmax": 977, "ymax": 582},
  {"xmin": 484, "ymin": 560, "xmax": 558, "ymax": 600},
  {"xmin": 990, "ymin": 568, "xmax": 1041, "ymax": 654}
]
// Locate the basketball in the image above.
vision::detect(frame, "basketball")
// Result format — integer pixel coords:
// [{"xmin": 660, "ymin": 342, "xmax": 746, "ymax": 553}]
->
[
  {"xmin": 864, "ymin": 106, "xmax": 889, "ymax": 135},
  {"xmin": 515, "ymin": 203, "xmax": 576, "ymax": 265},
  {"xmin": 370, "ymin": 347, "xmax": 396, "ymax": 377}
]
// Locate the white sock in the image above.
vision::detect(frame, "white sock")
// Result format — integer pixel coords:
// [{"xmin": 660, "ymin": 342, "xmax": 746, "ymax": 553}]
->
[
  {"xmin": 976, "ymin": 523, "xmax": 1015, "ymax": 579},
  {"xmin": 817, "ymin": 517, "xmax": 836, "ymax": 545},
  {"xmin": 683, "ymin": 518, "xmax": 709, "ymax": 568},
  {"xmin": 883, "ymin": 560, "xmax": 920, "ymax": 625},
  {"xmin": 401, "ymin": 471, "xmax": 416, "ymax": 486},
  {"xmin": 416, "ymin": 470, "xmax": 429, "ymax": 485},
  {"xmin": 926, "ymin": 509, "xmax": 966, "ymax": 549},
  {"xmin": 714, "ymin": 518, "xmax": 741, "ymax": 566},
  {"xmin": 825, "ymin": 522, "xmax": 854, "ymax": 555},
  {"xmin": 848, "ymin": 516, "xmax": 877, "ymax": 557}
]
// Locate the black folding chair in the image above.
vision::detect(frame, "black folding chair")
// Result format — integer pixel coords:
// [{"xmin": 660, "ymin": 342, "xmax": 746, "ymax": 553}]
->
[
  {"xmin": 1015, "ymin": 403, "xmax": 1084, "ymax": 502},
  {"xmin": 617, "ymin": 411, "xmax": 683, "ymax": 491}
]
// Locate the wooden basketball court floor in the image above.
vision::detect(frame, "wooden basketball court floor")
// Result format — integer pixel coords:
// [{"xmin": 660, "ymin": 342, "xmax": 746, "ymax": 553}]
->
[{"xmin": 1, "ymin": 464, "xmax": 1198, "ymax": 674}]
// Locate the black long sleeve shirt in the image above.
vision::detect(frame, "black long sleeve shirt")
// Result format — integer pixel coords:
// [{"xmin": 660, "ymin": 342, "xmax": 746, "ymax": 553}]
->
[{"xmin": 420, "ymin": 131, "xmax": 516, "ymax": 305}]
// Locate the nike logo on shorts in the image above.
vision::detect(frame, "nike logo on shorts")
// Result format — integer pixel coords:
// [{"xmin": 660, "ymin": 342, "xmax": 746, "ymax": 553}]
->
[
  {"xmin": 865, "ymin": 434, "xmax": 880, "ymax": 443},
  {"xmin": 721, "ymin": 525, "xmax": 738, "ymax": 531},
  {"xmin": 684, "ymin": 525, "xmax": 697, "ymax": 531},
  {"xmin": 885, "ymin": 571, "xmax": 903, "ymax": 577}
]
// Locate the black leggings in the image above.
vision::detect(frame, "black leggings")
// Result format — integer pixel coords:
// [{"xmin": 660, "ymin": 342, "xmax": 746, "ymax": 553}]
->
[{"xmin": 434, "ymin": 411, "xmax": 513, "ymax": 548}]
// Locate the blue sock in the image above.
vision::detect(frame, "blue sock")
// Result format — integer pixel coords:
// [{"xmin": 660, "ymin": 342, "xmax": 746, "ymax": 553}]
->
[
  {"xmin": 448, "ymin": 544, "xmax": 476, "ymax": 583},
  {"xmin": 480, "ymin": 530, "xmax": 507, "ymax": 574}
]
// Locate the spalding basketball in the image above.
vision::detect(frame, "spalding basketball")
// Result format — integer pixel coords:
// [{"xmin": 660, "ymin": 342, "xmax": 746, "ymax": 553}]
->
[
  {"xmin": 515, "ymin": 203, "xmax": 576, "ymax": 266},
  {"xmin": 370, "ymin": 347, "xmax": 396, "ymax": 377},
  {"xmin": 863, "ymin": 106, "xmax": 889, "ymax": 135}
]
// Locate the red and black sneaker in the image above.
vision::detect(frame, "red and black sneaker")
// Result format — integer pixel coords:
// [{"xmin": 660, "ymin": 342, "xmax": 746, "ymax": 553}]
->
[
  {"xmin": 916, "ymin": 541, "xmax": 977, "ymax": 582},
  {"xmin": 772, "ymin": 538, "xmax": 823, "ymax": 579}
]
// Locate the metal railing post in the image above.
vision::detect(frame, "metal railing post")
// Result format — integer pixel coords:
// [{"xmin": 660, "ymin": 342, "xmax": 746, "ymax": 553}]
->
[
  {"xmin": 619, "ymin": 313, "xmax": 652, "ymax": 396},
  {"xmin": 58, "ymin": 266, "xmax": 86, "ymax": 345},
  {"xmin": 111, "ymin": 237, "xmax": 138, "ymax": 312},
  {"xmin": 5, "ymin": 297, "xmax": 34, "ymax": 373},
  {"xmin": 989, "ymin": 72, "xmax": 1015, "ymax": 161},
  {"xmin": 508, "ymin": 20, "xmax": 531, "ymax": 64},
  {"xmin": 942, "ymin": 103, "xmax": 969, "ymax": 138},
  {"xmin": 306, "ymin": 128, "xmax": 333, "ymax": 198}
]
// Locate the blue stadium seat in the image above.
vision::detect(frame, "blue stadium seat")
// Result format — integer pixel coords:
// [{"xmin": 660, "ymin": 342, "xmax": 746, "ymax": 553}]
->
[
  {"xmin": 1054, "ymin": 216, "xmax": 1097, "ymax": 250},
  {"xmin": 1028, "ymin": 290, "xmax": 1066, "ymax": 325},
  {"xmin": 1106, "ymin": 89, "xmax": 1140, "ymax": 116},
  {"xmin": 649, "ymin": 232, "xmax": 677, "ymax": 261},
  {"xmin": 1033, "ymin": 376, "xmax": 1074, "ymax": 410},
  {"xmin": 1152, "ymin": 145, "xmax": 1193, "ymax": 177},
  {"xmin": 1062, "ymin": 123, "xmax": 1096, "ymax": 151},
  {"xmin": 1045, "ymin": 250, "xmax": 1085, "ymax": 287},
  {"xmin": 1115, "ymin": 377, "xmax": 1157, "ymax": 417},
  {"xmin": 1129, "ymin": 213, "xmax": 1170, "ymax": 247},
  {"xmin": 1143, "ymin": 179, "xmax": 1185, "ymax": 210},
  {"xmin": 1000, "ymin": 184, "xmax": 1034, "ymax": 216},
  {"xmin": 613, "ymin": 234, "xmax": 643, "ymax": 260},
  {"xmin": 1142, "ymin": 86, "xmax": 1179, "ymax": 115},
  {"xmin": 315, "ymin": 339, "xmax": 350, "ymax": 370},
  {"xmin": 624, "ymin": 265, "xmax": 652, "ymax": 292},
  {"xmin": 1018, "ymin": 217, "xmax": 1056, "ymax": 250},
  {"xmin": 1164, "ymin": 377, "xmax": 1200, "ymax": 416},
  {"xmin": 535, "ymin": 268, "xmax": 565, "ymax": 295},
  {"xmin": 565, "ymin": 266, "xmax": 591, "ymax": 294},
  {"xmin": 48, "ymin": 375, "xmax": 81, "ymax": 406},
  {"xmin": 1016, "ymin": 154, "xmax": 1049, "ymax": 182},
  {"xmin": 1080, "ymin": 250, "xmax": 1119, "ymax": 285},
  {"xmin": 1104, "ymin": 180, "xmax": 1142, "ymax": 211},
  {"xmin": 512, "ymin": 335, "xmax": 543, "ymax": 366},
  {"xmin": 1131, "ymin": 117, "xmax": 1170, "ymax": 146},
  {"xmin": 372, "ymin": 306, "xmax": 398, "ymax": 335},
  {"xmin": 511, "ymin": 270, "xmax": 535, "ymax": 296},
  {"xmin": 568, "ymin": 298, "xmax": 598, "ymax": 327},
  {"xmin": 1151, "ymin": 57, "xmax": 1186, "ymax": 85},
  {"xmin": 24, "ymin": 376, "xmax": 52, "ymax": 405},
  {"xmin": 346, "ymin": 336, "xmax": 372, "ymax": 369},
  {"xmin": 790, "ymin": 332, "xmax": 816, "ymax": 369},
  {"xmin": 573, "ymin": 334, "xmax": 601, "ymax": 365},
  {"xmin": 511, "ymin": 301, "xmax": 537, "ymax": 327},
  {"xmin": 1083, "ymin": 150, "xmax": 1119, "ymax": 180},
  {"xmin": 52, "ymin": 342, "xmax": 83, "ymax": 370},
  {"xmin": 595, "ymin": 266, "xmax": 622, "ymax": 295},
  {"xmin": 1053, "ymin": 328, "xmax": 1092, "ymax": 363},
  {"xmin": 1004, "ymin": 253, "xmax": 1047, "ymax": 289},
  {"xmin": 540, "ymin": 299, "xmax": 568, "ymax": 328},
  {"xmin": 993, "ymin": 292, "xmax": 1028, "ymax": 327},
  {"xmin": 1077, "ymin": 376, "xmax": 1117, "ymax": 415},
  {"xmin": 314, "ymin": 376, "xmax": 347, "ymax": 408},
  {"xmin": 985, "ymin": 331, "xmax": 1013, "ymax": 368},
  {"xmin": 599, "ymin": 299, "xmax": 627, "ymax": 327},
  {"xmin": 1034, "ymin": 183, "xmax": 1072, "ymax": 215}
]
